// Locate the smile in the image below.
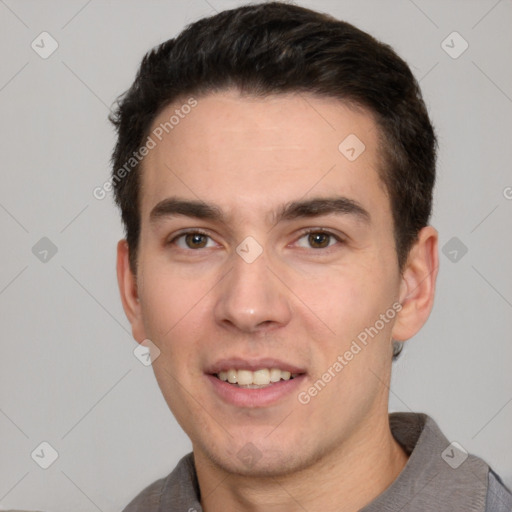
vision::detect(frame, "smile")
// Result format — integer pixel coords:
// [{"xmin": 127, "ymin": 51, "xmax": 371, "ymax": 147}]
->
[{"xmin": 216, "ymin": 368, "xmax": 299, "ymax": 388}]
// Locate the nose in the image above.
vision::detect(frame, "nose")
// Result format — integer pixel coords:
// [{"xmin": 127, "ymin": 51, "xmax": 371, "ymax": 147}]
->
[{"xmin": 213, "ymin": 249, "xmax": 292, "ymax": 334}]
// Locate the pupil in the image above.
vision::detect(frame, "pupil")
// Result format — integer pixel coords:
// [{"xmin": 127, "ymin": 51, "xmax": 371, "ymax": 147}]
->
[
  {"xmin": 309, "ymin": 233, "xmax": 329, "ymax": 248},
  {"xmin": 186, "ymin": 233, "xmax": 207, "ymax": 248}
]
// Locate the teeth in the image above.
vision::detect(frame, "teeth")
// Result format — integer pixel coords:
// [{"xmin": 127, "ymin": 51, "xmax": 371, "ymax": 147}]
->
[
  {"xmin": 253, "ymin": 369, "xmax": 270, "ymax": 385},
  {"xmin": 216, "ymin": 368, "xmax": 298, "ymax": 386},
  {"xmin": 237, "ymin": 369, "xmax": 253, "ymax": 386},
  {"xmin": 270, "ymin": 368, "xmax": 282, "ymax": 382}
]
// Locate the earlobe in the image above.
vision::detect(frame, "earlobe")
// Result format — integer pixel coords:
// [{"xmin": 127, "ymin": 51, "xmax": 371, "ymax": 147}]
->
[
  {"xmin": 116, "ymin": 240, "xmax": 146, "ymax": 342},
  {"xmin": 391, "ymin": 226, "xmax": 439, "ymax": 342}
]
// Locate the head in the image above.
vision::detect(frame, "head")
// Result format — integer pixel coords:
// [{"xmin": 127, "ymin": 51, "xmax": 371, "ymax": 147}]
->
[{"xmin": 112, "ymin": 2, "xmax": 438, "ymax": 478}]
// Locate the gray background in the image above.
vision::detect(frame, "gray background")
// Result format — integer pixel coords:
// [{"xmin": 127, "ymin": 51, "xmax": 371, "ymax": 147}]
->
[{"xmin": 1, "ymin": 0, "xmax": 511, "ymax": 510}]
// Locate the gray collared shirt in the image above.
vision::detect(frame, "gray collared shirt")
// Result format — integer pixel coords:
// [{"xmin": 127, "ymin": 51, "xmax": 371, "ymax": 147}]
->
[{"xmin": 123, "ymin": 412, "xmax": 512, "ymax": 511}]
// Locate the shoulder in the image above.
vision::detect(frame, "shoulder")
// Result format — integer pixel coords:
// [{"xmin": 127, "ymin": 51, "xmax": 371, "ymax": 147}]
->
[
  {"xmin": 122, "ymin": 452, "xmax": 200, "ymax": 512},
  {"xmin": 372, "ymin": 413, "xmax": 509, "ymax": 512},
  {"xmin": 485, "ymin": 469, "xmax": 512, "ymax": 512},
  {"xmin": 122, "ymin": 475, "xmax": 167, "ymax": 512}
]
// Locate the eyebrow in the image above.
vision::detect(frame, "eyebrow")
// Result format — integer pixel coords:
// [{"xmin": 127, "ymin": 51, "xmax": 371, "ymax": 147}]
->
[
  {"xmin": 150, "ymin": 198, "xmax": 224, "ymax": 223},
  {"xmin": 276, "ymin": 197, "xmax": 371, "ymax": 225},
  {"xmin": 149, "ymin": 196, "xmax": 371, "ymax": 226}
]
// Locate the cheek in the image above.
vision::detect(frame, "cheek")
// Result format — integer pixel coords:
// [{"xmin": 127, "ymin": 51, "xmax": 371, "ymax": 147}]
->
[
  {"xmin": 294, "ymin": 263, "xmax": 375, "ymax": 329},
  {"xmin": 293, "ymin": 259, "xmax": 397, "ymax": 358},
  {"xmin": 138, "ymin": 262, "xmax": 221, "ymax": 384},
  {"xmin": 140, "ymin": 270, "xmax": 210, "ymax": 410},
  {"xmin": 138, "ymin": 264, "xmax": 213, "ymax": 339}
]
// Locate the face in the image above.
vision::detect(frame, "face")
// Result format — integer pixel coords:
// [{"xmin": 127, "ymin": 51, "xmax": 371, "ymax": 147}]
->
[{"xmin": 118, "ymin": 90, "xmax": 436, "ymax": 477}]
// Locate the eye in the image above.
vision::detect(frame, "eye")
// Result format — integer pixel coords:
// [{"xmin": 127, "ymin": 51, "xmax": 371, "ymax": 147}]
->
[
  {"xmin": 170, "ymin": 231, "xmax": 216, "ymax": 250},
  {"xmin": 295, "ymin": 230, "xmax": 342, "ymax": 249}
]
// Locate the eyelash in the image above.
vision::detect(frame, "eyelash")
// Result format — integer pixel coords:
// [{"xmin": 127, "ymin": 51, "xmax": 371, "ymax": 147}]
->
[
  {"xmin": 295, "ymin": 228, "xmax": 345, "ymax": 249},
  {"xmin": 168, "ymin": 229, "xmax": 214, "ymax": 248},
  {"xmin": 167, "ymin": 228, "xmax": 345, "ymax": 251}
]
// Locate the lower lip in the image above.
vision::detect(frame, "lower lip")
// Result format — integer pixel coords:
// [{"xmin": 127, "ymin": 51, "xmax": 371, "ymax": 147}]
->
[{"xmin": 206, "ymin": 374, "xmax": 306, "ymax": 408}]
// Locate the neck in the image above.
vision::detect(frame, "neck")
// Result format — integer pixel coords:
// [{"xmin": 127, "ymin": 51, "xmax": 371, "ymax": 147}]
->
[{"xmin": 195, "ymin": 411, "xmax": 409, "ymax": 512}]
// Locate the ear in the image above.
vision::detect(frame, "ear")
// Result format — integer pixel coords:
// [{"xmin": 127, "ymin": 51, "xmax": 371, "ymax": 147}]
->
[
  {"xmin": 116, "ymin": 240, "xmax": 146, "ymax": 343},
  {"xmin": 392, "ymin": 226, "xmax": 439, "ymax": 342}
]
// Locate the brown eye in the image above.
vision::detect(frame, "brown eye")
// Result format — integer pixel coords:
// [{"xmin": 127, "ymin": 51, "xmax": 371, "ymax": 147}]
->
[
  {"xmin": 171, "ymin": 232, "xmax": 215, "ymax": 250},
  {"xmin": 308, "ymin": 232, "xmax": 331, "ymax": 249},
  {"xmin": 295, "ymin": 230, "xmax": 342, "ymax": 250},
  {"xmin": 184, "ymin": 233, "xmax": 208, "ymax": 249}
]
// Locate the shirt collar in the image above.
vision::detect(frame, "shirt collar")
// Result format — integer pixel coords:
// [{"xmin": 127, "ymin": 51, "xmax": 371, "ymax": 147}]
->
[
  {"xmin": 157, "ymin": 412, "xmax": 489, "ymax": 512},
  {"xmin": 361, "ymin": 412, "xmax": 488, "ymax": 511}
]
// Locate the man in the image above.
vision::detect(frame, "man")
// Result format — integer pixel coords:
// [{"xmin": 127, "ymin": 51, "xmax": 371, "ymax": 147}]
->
[{"xmin": 110, "ymin": 2, "xmax": 511, "ymax": 510}]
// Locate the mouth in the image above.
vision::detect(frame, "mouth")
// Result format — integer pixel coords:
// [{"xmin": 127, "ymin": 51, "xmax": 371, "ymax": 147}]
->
[
  {"xmin": 205, "ymin": 358, "xmax": 307, "ymax": 407},
  {"xmin": 214, "ymin": 368, "xmax": 301, "ymax": 389}
]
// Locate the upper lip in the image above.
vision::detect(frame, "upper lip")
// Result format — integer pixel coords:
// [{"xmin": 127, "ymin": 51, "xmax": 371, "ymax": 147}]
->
[{"xmin": 205, "ymin": 357, "xmax": 306, "ymax": 375}]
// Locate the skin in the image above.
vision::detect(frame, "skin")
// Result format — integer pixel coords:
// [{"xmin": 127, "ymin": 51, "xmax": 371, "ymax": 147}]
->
[{"xmin": 117, "ymin": 89, "xmax": 438, "ymax": 512}]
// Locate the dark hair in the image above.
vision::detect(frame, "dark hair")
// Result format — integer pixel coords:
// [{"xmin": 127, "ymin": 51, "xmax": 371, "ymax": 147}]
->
[{"xmin": 109, "ymin": 1, "xmax": 437, "ymax": 358}]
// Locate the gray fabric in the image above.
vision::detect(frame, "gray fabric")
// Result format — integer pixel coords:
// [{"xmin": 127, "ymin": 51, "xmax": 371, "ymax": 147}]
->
[
  {"xmin": 122, "ymin": 412, "xmax": 508, "ymax": 511},
  {"xmin": 122, "ymin": 454, "xmax": 201, "ymax": 512},
  {"xmin": 485, "ymin": 469, "xmax": 512, "ymax": 512},
  {"xmin": 361, "ymin": 413, "xmax": 489, "ymax": 511}
]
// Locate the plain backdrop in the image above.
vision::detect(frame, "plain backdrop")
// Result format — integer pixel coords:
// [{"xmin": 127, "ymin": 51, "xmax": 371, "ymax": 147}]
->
[{"xmin": 0, "ymin": 0, "xmax": 511, "ymax": 510}]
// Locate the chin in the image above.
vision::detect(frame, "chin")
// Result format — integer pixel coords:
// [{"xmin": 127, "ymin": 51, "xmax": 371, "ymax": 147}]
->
[
  {"xmin": 199, "ymin": 437, "xmax": 321, "ymax": 479},
  {"xmin": 222, "ymin": 454, "xmax": 303, "ymax": 478}
]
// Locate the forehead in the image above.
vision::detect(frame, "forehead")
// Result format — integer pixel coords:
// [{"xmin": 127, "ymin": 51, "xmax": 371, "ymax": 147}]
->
[{"xmin": 140, "ymin": 90, "xmax": 389, "ymax": 226}]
